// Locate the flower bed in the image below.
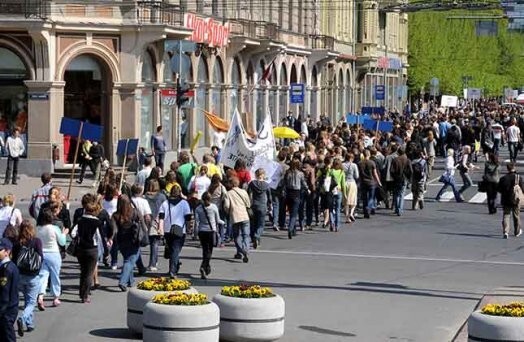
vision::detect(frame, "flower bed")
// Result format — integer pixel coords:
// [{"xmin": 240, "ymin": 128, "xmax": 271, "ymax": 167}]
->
[
  {"xmin": 127, "ymin": 278, "xmax": 197, "ymax": 334},
  {"xmin": 143, "ymin": 292, "xmax": 219, "ymax": 342},
  {"xmin": 214, "ymin": 284, "xmax": 285, "ymax": 342},
  {"xmin": 468, "ymin": 304, "xmax": 524, "ymax": 342}
]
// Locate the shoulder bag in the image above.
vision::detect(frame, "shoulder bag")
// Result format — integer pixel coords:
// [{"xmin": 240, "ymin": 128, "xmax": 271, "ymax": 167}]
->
[
  {"xmin": 234, "ymin": 189, "xmax": 253, "ymax": 219},
  {"xmin": 168, "ymin": 200, "xmax": 185, "ymax": 238},
  {"xmin": 16, "ymin": 241, "xmax": 42, "ymax": 275}
]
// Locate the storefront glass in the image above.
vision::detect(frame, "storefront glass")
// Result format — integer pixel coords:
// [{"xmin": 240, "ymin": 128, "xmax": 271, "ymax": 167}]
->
[
  {"xmin": 162, "ymin": 53, "xmax": 174, "ymax": 150},
  {"xmin": 230, "ymin": 58, "xmax": 241, "ymax": 118},
  {"xmin": 279, "ymin": 64, "xmax": 288, "ymax": 123},
  {"xmin": 196, "ymin": 57, "xmax": 208, "ymax": 147},
  {"xmin": 211, "ymin": 58, "xmax": 223, "ymax": 116}
]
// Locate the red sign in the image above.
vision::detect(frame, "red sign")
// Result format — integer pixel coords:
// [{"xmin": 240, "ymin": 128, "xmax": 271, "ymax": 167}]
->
[
  {"xmin": 184, "ymin": 13, "xmax": 230, "ymax": 48},
  {"xmin": 160, "ymin": 89, "xmax": 195, "ymax": 97}
]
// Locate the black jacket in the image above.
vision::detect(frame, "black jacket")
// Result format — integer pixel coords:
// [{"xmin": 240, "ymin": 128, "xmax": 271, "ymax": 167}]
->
[
  {"xmin": 0, "ymin": 260, "xmax": 19, "ymax": 315},
  {"xmin": 497, "ymin": 171, "xmax": 524, "ymax": 207},
  {"xmin": 390, "ymin": 154, "xmax": 413, "ymax": 183}
]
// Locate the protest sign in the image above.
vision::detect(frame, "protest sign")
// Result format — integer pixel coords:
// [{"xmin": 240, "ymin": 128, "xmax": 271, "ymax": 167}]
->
[{"xmin": 221, "ymin": 109, "xmax": 275, "ymax": 169}]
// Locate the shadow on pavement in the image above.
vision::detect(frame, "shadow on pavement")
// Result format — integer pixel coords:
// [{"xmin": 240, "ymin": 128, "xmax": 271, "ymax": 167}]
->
[
  {"xmin": 437, "ymin": 232, "xmax": 500, "ymax": 239},
  {"xmin": 89, "ymin": 328, "xmax": 141, "ymax": 340},
  {"xmin": 298, "ymin": 325, "xmax": 356, "ymax": 337}
]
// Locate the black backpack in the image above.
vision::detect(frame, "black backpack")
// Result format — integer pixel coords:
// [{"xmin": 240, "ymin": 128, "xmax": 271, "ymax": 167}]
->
[
  {"xmin": 412, "ymin": 160, "xmax": 425, "ymax": 181},
  {"xmin": 16, "ymin": 243, "xmax": 42, "ymax": 275}
]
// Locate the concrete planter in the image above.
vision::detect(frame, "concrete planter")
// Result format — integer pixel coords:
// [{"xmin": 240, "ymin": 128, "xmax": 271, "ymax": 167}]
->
[
  {"xmin": 213, "ymin": 294, "xmax": 285, "ymax": 342},
  {"xmin": 127, "ymin": 286, "xmax": 197, "ymax": 334},
  {"xmin": 468, "ymin": 310, "xmax": 524, "ymax": 342},
  {"xmin": 143, "ymin": 301, "xmax": 220, "ymax": 342}
]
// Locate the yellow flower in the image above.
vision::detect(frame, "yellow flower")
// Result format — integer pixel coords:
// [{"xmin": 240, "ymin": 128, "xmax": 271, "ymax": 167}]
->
[
  {"xmin": 220, "ymin": 284, "xmax": 275, "ymax": 298},
  {"xmin": 482, "ymin": 302, "xmax": 524, "ymax": 317},
  {"xmin": 137, "ymin": 277, "xmax": 191, "ymax": 292},
  {"xmin": 152, "ymin": 292, "xmax": 208, "ymax": 306}
]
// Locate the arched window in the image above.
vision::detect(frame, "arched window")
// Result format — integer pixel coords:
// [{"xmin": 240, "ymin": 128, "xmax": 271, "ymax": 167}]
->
[
  {"xmin": 195, "ymin": 57, "xmax": 209, "ymax": 147},
  {"xmin": 255, "ymin": 60, "xmax": 266, "ymax": 130},
  {"xmin": 230, "ymin": 57, "xmax": 241, "ymax": 118},
  {"xmin": 212, "ymin": 57, "xmax": 224, "ymax": 116},
  {"xmin": 311, "ymin": 66, "xmax": 318, "ymax": 118},
  {"xmin": 279, "ymin": 63, "xmax": 288, "ymax": 121}
]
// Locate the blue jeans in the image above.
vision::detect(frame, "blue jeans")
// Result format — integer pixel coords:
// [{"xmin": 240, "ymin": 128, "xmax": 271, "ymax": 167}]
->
[
  {"xmin": 233, "ymin": 221, "xmax": 250, "ymax": 256},
  {"xmin": 110, "ymin": 240, "xmax": 119, "ymax": 267},
  {"xmin": 119, "ymin": 246, "xmax": 140, "ymax": 287},
  {"xmin": 286, "ymin": 194, "xmax": 301, "ymax": 234},
  {"xmin": 39, "ymin": 252, "xmax": 62, "ymax": 297},
  {"xmin": 393, "ymin": 181, "xmax": 407, "ymax": 215},
  {"xmin": 361, "ymin": 184, "xmax": 376, "ymax": 216},
  {"xmin": 509, "ymin": 141, "xmax": 519, "ymax": 162},
  {"xmin": 19, "ymin": 274, "xmax": 40, "ymax": 329},
  {"xmin": 459, "ymin": 171, "xmax": 473, "ymax": 194},
  {"xmin": 330, "ymin": 193, "xmax": 342, "ymax": 228},
  {"xmin": 165, "ymin": 233, "xmax": 185, "ymax": 277},
  {"xmin": 436, "ymin": 176, "xmax": 462, "ymax": 201},
  {"xmin": 148, "ymin": 235, "xmax": 161, "ymax": 268},
  {"xmin": 271, "ymin": 191, "xmax": 286, "ymax": 228},
  {"xmin": 250, "ymin": 207, "xmax": 266, "ymax": 240}
]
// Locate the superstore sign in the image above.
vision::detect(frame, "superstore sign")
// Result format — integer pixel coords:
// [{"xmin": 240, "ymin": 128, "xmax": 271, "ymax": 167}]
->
[{"xmin": 184, "ymin": 13, "xmax": 230, "ymax": 48}]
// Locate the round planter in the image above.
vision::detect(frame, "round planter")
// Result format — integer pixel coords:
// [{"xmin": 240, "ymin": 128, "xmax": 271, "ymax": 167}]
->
[
  {"xmin": 143, "ymin": 301, "xmax": 219, "ymax": 342},
  {"xmin": 212, "ymin": 293, "xmax": 285, "ymax": 342},
  {"xmin": 127, "ymin": 286, "xmax": 198, "ymax": 334},
  {"xmin": 468, "ymin": 310, "xmax": 524, "ymax": 342}
]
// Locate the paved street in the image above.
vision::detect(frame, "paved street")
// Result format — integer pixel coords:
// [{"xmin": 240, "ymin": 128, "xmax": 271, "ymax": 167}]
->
[{"xmin": 4, "ymin": 153, "xmax": 524, "ymax": 342}]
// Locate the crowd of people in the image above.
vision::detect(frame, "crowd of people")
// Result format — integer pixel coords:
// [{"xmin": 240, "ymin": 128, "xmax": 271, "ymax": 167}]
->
[{"xmin": 0, "ymin": 98, "xmax": 524, "ymax": 339}]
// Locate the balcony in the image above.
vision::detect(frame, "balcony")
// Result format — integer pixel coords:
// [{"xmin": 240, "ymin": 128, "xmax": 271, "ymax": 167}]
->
[
  {"xmin": 255, "ymin": 21, "xmax": 279, "ymax": 40},
  {"xmin": 0, "ymin": 0, "xmax": 185, "ymax": 26},
  {"xmin": 310, "ymin": 35, "xmax": 335, "ymax": 50}
]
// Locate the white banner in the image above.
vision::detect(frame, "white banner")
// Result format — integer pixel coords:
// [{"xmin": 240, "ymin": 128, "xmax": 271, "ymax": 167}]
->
[
  {"xmin": 221, "ymin": 109, "xmax": 275, "ymax": 169},
  {"xmin": 440, "ymin": 95, "xmax": 458, "ymax": 108},
  {"xmin": 250, "ymin": 154, "xmax": 280, "ymax": 185},
  {"xmin": 467, "ymin": 88, "xmax": 481, "ymax": 100}
]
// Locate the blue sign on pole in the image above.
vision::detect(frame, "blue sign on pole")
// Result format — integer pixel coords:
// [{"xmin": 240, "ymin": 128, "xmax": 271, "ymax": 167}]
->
[
  {"xmin": 59, "ymin": 117, "xmax": 103, "ymax": 142},
  {"xmin": 375, "ymin": 85, "xmax": 385, "ymax": 101},
  {"xmin": 116, "ymin": 138, "xmax": 140, "ymax": 157},
  {"xmin": 290, "ymin": 83, "xmax": 304, "ymax": 104}
]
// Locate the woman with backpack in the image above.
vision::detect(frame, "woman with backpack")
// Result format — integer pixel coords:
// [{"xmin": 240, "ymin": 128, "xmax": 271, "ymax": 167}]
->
[
  {"xmin": 317, "ymin": 157, "xmax": 334, "ymax": 228},
  {"xmin": 144, "ymin": 179, "xmax": 167, "ymax": 271},
  {"xmin": 208, "ymin": 174, "xmax": 227, "ymax": 246},
  {"xmin": 110, "ymin": 195, "xmax": 146, "ymax": 291},
  {"xmin": 71, "ymin": 194, "xmax": 104, "ymax": 303},
  {"xmin": 483, "ymin": 152, "xmax": 500, "ymax": 214},
  {"xmin": 283, "ymin": 158, "xmax": 309, "ymax": 239},
  {"xmin": 36, "ymin": 208, "xmax": 67, "ymax": 309},
  {"xmin": 0, "ymin": 194, "xmax": 22, "ymax": 238},
  {"xmin": 195, "ymin": 192, "xmax": 223, "ymax": 279},
  {"xmin": 12, "ymin": 220, "xmax": 42, "ymax": 336}
]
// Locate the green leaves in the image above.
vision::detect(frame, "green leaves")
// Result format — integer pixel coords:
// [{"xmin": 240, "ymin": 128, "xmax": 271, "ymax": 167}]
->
[{"xmin": 408, "ymin": 9, "xmax": 524, "ymax": 96}]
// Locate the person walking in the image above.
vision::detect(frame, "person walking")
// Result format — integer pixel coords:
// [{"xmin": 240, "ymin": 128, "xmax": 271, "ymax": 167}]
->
[
  {"xmin": 151, "ymin": 126, "xmax": 167, "ymax": 172},
  {"xmin": 88, "ymin": 141, "xmax": 105, "ymax": 189},
  {"xmin": 12, "ymin": 220, "xmax": 42, "ymax": 336},
  {"xmin": 36, "ymin": 208, "xmax": 67, "ymax": 310},
  {"xmin": 76, "ymin": 139, "xmax": 93, "ymax": 184},
  {"xmin": 359, "ymin": 149, "xmax": 382, "ymax": 219},
  {"xmin": 390, "ymin": 147, "xmax": 412, "ymax": 216},
  {"xmin": 282, "ymin": 159, "xmax": 309, "ymax": 239},
  {"xmin": 422, "ymin": 131, "xmax": 437, "ymax": 177},
  {"xmin": 72, "ymin": 194, "xmax": 104, "ymax": 303},
  {"xmin": 0, "ymin": 238, "xmax": 19, "ymax": 342},
  {"xmin": 194, "ymin": 192, "xmax": 223, "ymax": 279},
  {"xmin": 497, "ymin": 162, "xmax": 524, "ymax": 239},
  {"xmin": 411, "ymin": 150, "xmax": 427, "ymax": 210},
  {"xmin": 0, "ymin": 194, "xmax": 22, "ymax": 238},
  {"xmin": 458, "ymin": 145, "xmax": 475, "ymax": 195},
  {"xmin": 436, "ymin": 149, "xmax": 463, "ymax": 203},
  {"xmin": 506, "ymin": 118, "xmax": 521, "ymax": 163},
  {"xmin": 329, "ymin": 160, "xmax": 346, "ymax": 231},
  {"xmin": 208, "ymin": 174, "xmax": 227, "ymax": 245},
  {"xmin": 483, "ymin": 153, "xmax": 500, "ymax": 215},
  {"xmin": 224, "ymin": 177, "xmax": 251, "ymax": 260},
  {"xmin": 29, "ymin": 173, "xmax": 53, "ymax": 220},
  {"xmin": 143, "ymin": 179, "xmax": 167, "ymax": 271},
  {"xmin": 110, "ymin": 195, "xmax": 146, "ymax": 291},
  {"xmin": 248, "ymin": 169, "xmax": 271, "ymax": 248},
  {"xmin": 342, "ymin": 152, "xmax": 359, "ymax": 223},
  {"xmin": 4, "ymin": 127, "xmax": 24, "ymax": 185},
  {"xmin": 158, "ymin": 186, "xmax": 193, "ymax": 278}
]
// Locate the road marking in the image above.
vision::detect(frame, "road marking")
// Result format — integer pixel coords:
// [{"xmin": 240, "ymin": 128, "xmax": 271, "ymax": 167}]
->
[
  {"xmin": 468, "ymin": 192, "xmax": 487, "ymax": 204},
  {"xmin": 248, "ymin": 249, "xmax": 524, "ymax": 267},
  {"xmin": 440, "ymin": 191, "xmax": 455, "ymax": 202},
  {"xmin": 404, "ymin": 193, "xmax": 413, "ymax": 200}
]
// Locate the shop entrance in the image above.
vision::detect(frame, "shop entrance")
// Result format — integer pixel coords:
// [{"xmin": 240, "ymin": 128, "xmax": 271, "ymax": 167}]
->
[{"xmin": 63, "ymin": 54, "xmax": 111, "ymax": 163}]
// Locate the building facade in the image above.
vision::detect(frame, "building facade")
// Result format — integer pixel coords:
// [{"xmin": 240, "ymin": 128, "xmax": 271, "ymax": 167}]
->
[{"xmin": 0, "ymin": 0, "xmax": 408, "ymax": 174}]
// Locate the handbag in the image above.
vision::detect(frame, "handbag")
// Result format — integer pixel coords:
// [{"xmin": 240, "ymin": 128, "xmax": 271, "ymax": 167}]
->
[
  {"xmin": 234, "ymin": 189, "xmax": 253, "ymax": 219},
  {"xmin": 168, "ymin": 201, "xmax": 185, "ymax": 238},
  {"xmin": 201, "ymin": 204, "xmax": 220, "ymax": 247},
  {"xmin": 66, "ymin": 236, "xmax": 79, "ymax": 257},
  {"xmin": 15, "ymin": 243, "xmax": 42, "ymax": 275}
]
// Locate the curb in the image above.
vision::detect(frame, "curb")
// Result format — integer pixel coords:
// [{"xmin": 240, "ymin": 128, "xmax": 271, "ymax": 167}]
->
[{"xmin": 452, "ymin": 286, "xmax": 524, "ymax": 341}]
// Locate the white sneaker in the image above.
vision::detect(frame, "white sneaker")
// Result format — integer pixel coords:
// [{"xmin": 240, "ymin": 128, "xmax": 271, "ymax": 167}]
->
[
  {"xmin": 504, "ymin": 233, "xmax": 509, "ymax": 239},
  {"xmin": 516, "ymin": 229, "xmax": 522, "ymax": 237},
  {"xmin": 148, "ymin": 267, "xmax": 158, "ymax": 271},
  {"xmin": 111, "ymin": 265, "xmax": 117, "ymax": 270}
]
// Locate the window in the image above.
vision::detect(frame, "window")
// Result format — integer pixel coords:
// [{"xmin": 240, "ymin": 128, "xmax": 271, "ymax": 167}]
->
[{"xmin": 141, "ymin": 52, "xmax": 155, "ymax": 150}]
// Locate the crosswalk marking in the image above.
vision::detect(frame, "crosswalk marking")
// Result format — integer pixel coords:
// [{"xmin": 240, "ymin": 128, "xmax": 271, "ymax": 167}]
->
[
  {"xmin": 468, "ymin": 192, "xmax": 487, "ymax": 204},
  {"xmin": 404, "ymin": 193, "xmax": 413, "ymax": 200},
  {"xmin": 440, "ymin": 191, "xmax": 455, "ymax": 202}
]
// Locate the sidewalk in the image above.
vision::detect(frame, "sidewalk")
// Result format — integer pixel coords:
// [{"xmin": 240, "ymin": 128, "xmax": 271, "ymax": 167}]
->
[
  {"xmin": 452, "ymin": 286, "xmax": 524, "ymax": 341},
  {"xmin": 4, "ymin": 173, "xmax": 136, "ymax": 203}
]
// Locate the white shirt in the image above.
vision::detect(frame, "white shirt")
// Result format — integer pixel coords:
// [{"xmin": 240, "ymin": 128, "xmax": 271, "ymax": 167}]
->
[
  {"xmin": 212, "ymin": 131, "xmax": 226, "ymax": 149},
  {"xmin": 492, "ymin": 123, "xmax": 503, "ymax": 139},
  {"xmin": 132, "ymin": 197, "xmax": 152, "ymax": 217},
  {"xmin": 188, "ymin": 175, "xmax": 211, "ymax": 199},
  {"xmin": 102, "ymin": 198, "xmax": 118, "ymax": 217},
  {"xmin": 301, "ymin": 121, "xmax": 309, "ymax": 137},
  {"xmin": 445, "ymin": 155, "xmax": 455, "ymax": 176},
  {"xmin": 0, "ymin": 206, "xmax": 21, "ymax": 237},
  {"xmin": 6, "ymin": 136, "xmax": 24, "ymax": 157},
  {"xmin": 507, "ymin": 125, "xmax": 521, "ymax": 143},
  {"xmin": 158, "ymin": 199, "xmax": 191, "ymax": 233}
]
